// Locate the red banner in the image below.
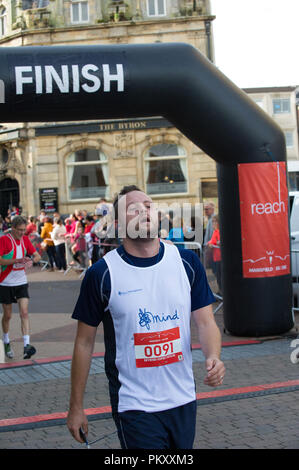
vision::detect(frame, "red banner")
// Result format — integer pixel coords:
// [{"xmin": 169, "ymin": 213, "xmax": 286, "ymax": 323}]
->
[{"xmin": 238, "ymin": 162, "xmax": 290, "ymax": 278}]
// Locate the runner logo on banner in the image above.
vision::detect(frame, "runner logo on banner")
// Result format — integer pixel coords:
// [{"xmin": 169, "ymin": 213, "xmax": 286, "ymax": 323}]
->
[{"xmin": 238, "ymin": 161, "xmax": 290, "ymax": 278}]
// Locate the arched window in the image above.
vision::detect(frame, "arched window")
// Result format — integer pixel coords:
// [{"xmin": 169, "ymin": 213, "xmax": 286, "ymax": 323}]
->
[
  {"xmin": 0, "ymin": 7, "xmax": 7, "ymax": 37},
  {"xmin": 66, "ymin": 148, "xmax": 109, "ymax": 200},
  {"xmin": 144, "ymin": 143, "xmax": 188, "ymax": 195},
  {"xmin": 0, "ymin": 178, "xmax": 19, "ymax": 220}
]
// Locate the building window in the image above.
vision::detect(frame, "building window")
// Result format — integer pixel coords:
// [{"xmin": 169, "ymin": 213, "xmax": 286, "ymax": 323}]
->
[
  {"xmin": 284, "ymin": 131, "xmax": 294, "ymax": 148},
  {"xmin": 253, "ymin": 98, "xmax": 264, "ymax": 110},
  {"xmin": 22, "ymin": 0, "xmax": 49, "ymax": 8},
  {"xmin": 0, "ymin": 7, "xmax": 7, "ymax": 36},
  {"xmin": 145, "ymin": 143, "xmax": 188, "ymax": 195},
  {"xmin": 36, "ymin": 0, "xmax": 49, "ymax": 6},
  {"xmin": 67, "ymin": 148, "xmax": 109, "ymax": 200},
  {"xmin": 273, "ymin": 98, "xmax": 291, "ymax": 114},
  {"xmin": 147, "ymin": 0, "xmax": 166, "ymax": 17},
  {"xmin": 288, "ymin": 172, "xmax": 299, "ymax": 191},
  {"xmin": 0, "ymin": 147, "xmax": 8, "ymax": 166},
  {"xmin": 71, "ymin": 1, "xmax": 89, "ymax": 24}
]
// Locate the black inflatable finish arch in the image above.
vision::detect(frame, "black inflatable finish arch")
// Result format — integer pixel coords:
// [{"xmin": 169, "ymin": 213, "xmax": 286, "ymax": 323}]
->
[{"xmin": 0, "ymin": 43, "xmax": 293, "ymax": 336}]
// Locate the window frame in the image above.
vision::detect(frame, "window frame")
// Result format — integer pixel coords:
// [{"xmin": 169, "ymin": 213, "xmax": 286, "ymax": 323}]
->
[
  {"xmin": 284, "ymin": 131, "xmax": 294, "ymax": 148},
  {"xmin": 22, "ymin": 0, "xmax": 49, "ymax": 9},
  {"xmin": 253, "ymin": 98, "xmax": 264, "ymax": 110},
  {"xmin": 272, "ymin": 98, "xmax": 291, "ymax": 115},
  {"xmin": 70, "ymin": 0, "xmax": 89, "ymax": 24},
  {"xmin": 144, "ymin": 143, "xmax": 189, "ymax": 197},
  {"xmin": 147, "ymin": 0, "xmax": 166, "ymax": 17},
  {"xmin": 288, "ymin": 172, "xmax": 299, "ymax": 192},
  {"xmin": 66, "ymin": 148, "xmax": 109, "ymax": 202},
  {"xmin": 0, "ymin": 7, "xmax": 7, "ymax": 37}
]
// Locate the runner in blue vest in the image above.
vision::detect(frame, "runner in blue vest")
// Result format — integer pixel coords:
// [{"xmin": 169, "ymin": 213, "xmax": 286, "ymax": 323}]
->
[{"xmin": 67, "ymin": 186, "xmax": 225, "ymax": 449}]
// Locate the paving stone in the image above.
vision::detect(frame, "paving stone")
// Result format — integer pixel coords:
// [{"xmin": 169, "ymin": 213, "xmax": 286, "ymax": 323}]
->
[{"xmin": 1, "ymin": 296, "xmax": 299, "ymax": 449}]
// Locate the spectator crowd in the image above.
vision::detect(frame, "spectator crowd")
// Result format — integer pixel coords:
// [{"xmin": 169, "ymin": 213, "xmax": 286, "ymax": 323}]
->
[{"xmin": 0, "ymin": 199, "xmax": 222, "ymax": 292}]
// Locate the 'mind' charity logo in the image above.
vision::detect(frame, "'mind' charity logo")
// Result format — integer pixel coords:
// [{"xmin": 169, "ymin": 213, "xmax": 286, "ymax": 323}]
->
[{"xmin": 138, "ymin": 308, "xmax": 180, "ymax": 330}]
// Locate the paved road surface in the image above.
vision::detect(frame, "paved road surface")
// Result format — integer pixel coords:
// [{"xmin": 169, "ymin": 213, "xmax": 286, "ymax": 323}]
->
[{"xmin": 1, "ymin": 266, "xmax": 298, "ymax": 452}]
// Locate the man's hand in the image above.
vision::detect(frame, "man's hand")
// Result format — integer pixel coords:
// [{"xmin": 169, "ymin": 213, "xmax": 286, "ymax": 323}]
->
[
  {"xmin": 23, "ymin": 256, "xmax": 33, "ymax": 269},
  {"xmin": 14, "ymin": 257, "xmax": 33, "ymax": 269},
  {"xmin": 13, "ymin": 257, "xmax": 28, "ymax": 268},
  {"xmin": 192, "ymin": 305, "xmax": 225, "ymax": 387},
  {"xmin": 67, "ymin": 407, "xmax": 88, "ymax": 443},
  {"xmin": 32, "ymin": 251, "xmax": 41, "ymax": 264},
  {"xmin": 204, "ymin": 357, "xmax": 226, "ymax": 387},
  {"xmin": 67, "ymin": 321, "xmax": 97, "ymax": 443}
]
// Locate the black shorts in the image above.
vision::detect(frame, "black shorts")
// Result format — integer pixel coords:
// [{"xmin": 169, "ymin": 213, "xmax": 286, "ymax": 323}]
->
[
  {"xmin": 0, "ymin": 284, "xmax": 29, "ymax": 304},
  {"xmin": 113, "ymin": 400, "xmax": 197, "ymax": 449}
]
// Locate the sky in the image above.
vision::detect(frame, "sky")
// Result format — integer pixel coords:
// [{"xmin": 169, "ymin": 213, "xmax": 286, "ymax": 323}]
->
[{"xmin": 210, "ymin": 0, "xmax": 299, "ymax": 89}]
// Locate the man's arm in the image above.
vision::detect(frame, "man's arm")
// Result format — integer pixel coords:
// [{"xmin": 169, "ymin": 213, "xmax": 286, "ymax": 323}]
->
[
  {"xmin": 31, "ymin": 251, "xmax": 41, "ymax": 263},
  {"xmin": 192, "ymin": 304, "xmax": 225, "ymax": 386},
  {"xmin": 23, "ymin": 236, "xmax": 41, "ymax": 264},
  {"xmin": 67, "ymin": 320, "xmax": 97, "ymax": 443},
  {"xmin": 0, "ymin": 255, "xmax": 22, "ymax": 266},
  {"xmin": 0, "ymin": 252, "xmax": 41, "ymax": 268}
]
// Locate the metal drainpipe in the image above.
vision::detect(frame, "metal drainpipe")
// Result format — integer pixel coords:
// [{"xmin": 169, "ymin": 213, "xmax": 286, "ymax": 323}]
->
[{"xmin": 204, "ymin": 19, "xmax": 212, "ymax": 61}]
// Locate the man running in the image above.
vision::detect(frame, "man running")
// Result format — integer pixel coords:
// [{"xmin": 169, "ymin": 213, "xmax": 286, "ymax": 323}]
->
[
  {"xmin": 0, "ymin": 215, "xmax": 41, "ymax": 360},
  {"xmin": 67, "ymin": 186, "xmax": 225, "ymax": 449}
]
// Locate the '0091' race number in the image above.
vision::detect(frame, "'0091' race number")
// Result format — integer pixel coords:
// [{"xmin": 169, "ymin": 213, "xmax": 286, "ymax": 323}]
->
[{"xmin": 134, "ymin": 327, "xmax": 183, "ymax": 368}]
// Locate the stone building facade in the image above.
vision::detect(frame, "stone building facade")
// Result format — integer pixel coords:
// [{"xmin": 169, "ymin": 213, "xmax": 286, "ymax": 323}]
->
[
  {"xmin": 245, "ymin": 86, "xmax": 299, "ymax": 191},
  {"xmin": 0, "ymin": 0, "xmax": 219, "ymax": 218},
  {"xmin": 1, "ymin": 2, "xmax": 297, "ymax": 219}
]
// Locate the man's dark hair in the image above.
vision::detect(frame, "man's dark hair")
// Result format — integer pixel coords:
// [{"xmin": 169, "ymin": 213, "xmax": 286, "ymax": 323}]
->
[{"xmin": 113, "ymin": 185, "xmax": 142, "ymax": 220}]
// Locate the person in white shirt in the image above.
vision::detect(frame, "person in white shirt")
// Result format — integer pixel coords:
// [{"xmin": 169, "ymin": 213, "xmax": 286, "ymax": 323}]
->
[
  {"xmin": 203, "ymin": 201, "xmax": 215, "ymax": 270},
  {"xmin": 51, "ymin": 217, "xmax": 67, "ymax": 272}
]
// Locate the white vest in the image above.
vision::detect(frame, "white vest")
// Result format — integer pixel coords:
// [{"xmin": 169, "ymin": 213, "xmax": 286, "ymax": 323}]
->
[
  {"xmin": 0, "ymin": 234, "xmax": 27, "ymax": 286},
  {"xmin": 104, "ymin": 242, "xmax": 196, "ymax": 413}
]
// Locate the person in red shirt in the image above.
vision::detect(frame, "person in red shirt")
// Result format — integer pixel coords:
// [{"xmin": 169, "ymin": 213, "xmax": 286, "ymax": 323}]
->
[
  {"xmin": 25, "ymin": 216, "xmax": 37, "ymax": 236},
  {"xmin": 83, "ymin": 215, "xmax": 95, "ymax": 234},
  {"xmin": 0, "ymin": 216, "xmax": 41, "ymax": 360},
  {"xmin": 207, "ymin": 215, "xmax": 222, "ymax": 294}
]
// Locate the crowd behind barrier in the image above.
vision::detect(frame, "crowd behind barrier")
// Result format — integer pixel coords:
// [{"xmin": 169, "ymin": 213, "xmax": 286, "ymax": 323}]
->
[
  {"xmin": 0, "ymin": 201, "xmax": 224, "ymax": 311},
  {"xmin": 4, "ymin": 202, "xmax": 299, "ymax": 318}
]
